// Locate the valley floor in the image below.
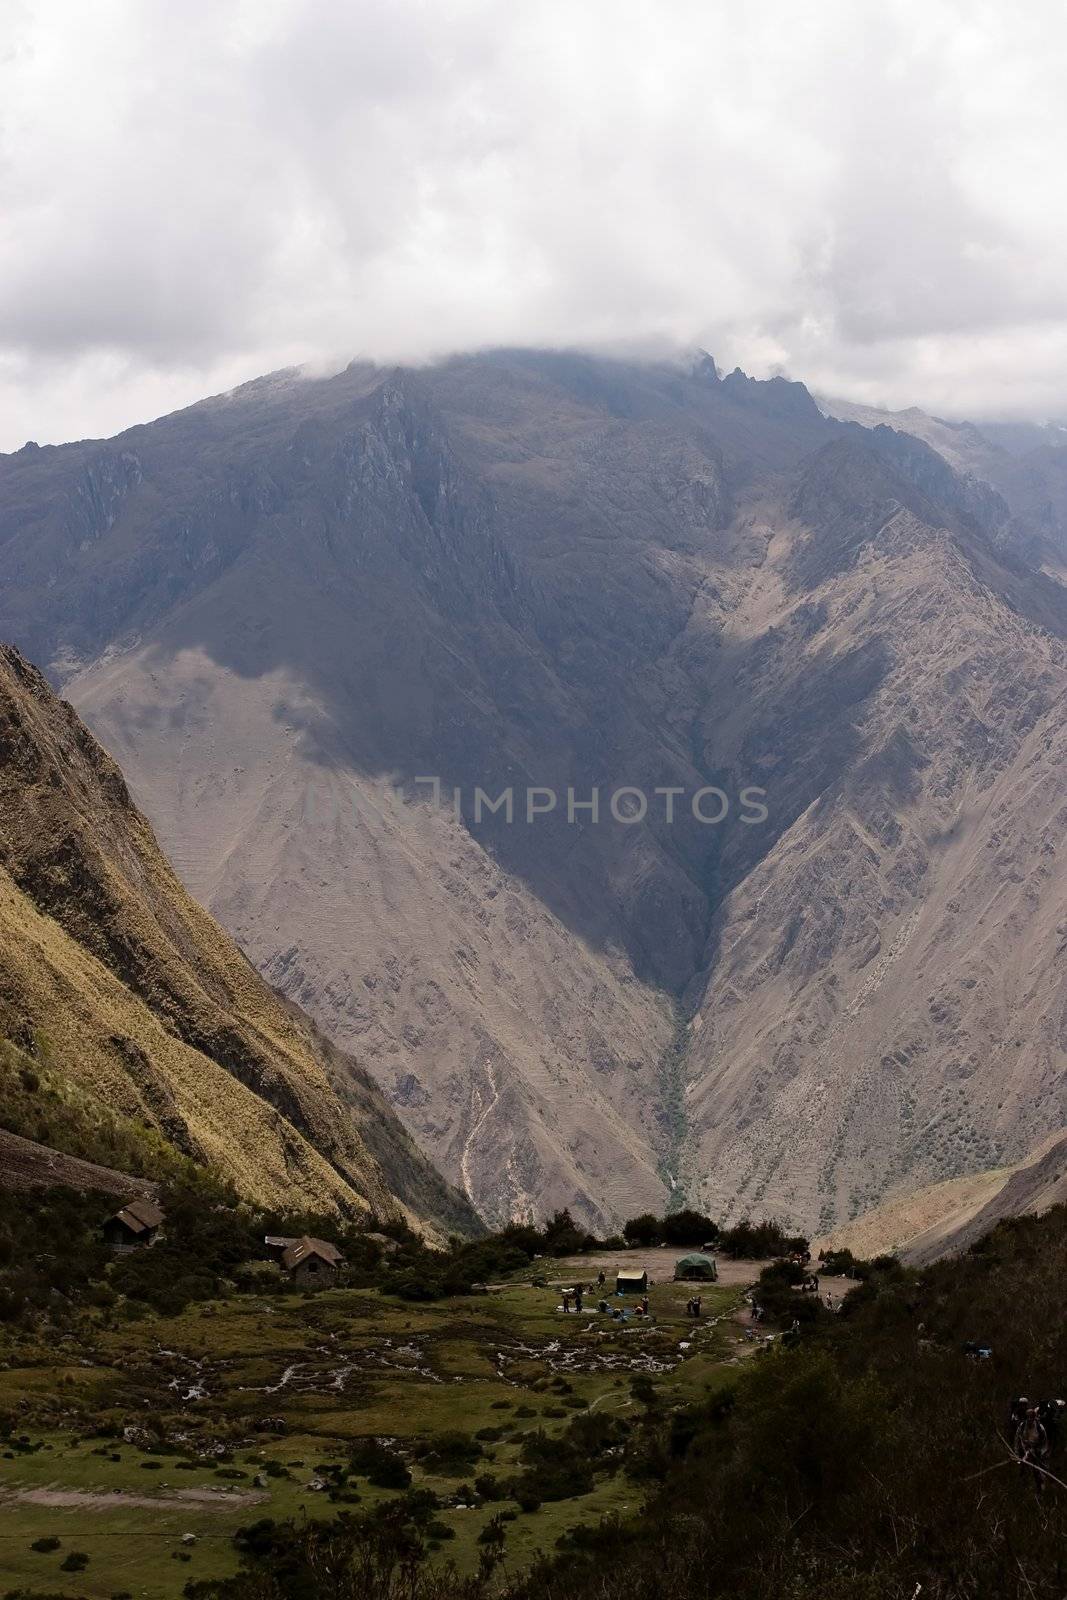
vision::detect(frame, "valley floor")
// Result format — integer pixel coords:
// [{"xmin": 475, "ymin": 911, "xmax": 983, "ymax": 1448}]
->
[{"xmin": 0, "ymin": 1251, "xmax": 759, "ymax": 1598}]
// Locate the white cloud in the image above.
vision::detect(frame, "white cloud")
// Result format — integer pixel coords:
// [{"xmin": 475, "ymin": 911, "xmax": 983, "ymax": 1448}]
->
[{"xmin": 2, "ymin": 0, "xmax": 1067, "ymax": 447}]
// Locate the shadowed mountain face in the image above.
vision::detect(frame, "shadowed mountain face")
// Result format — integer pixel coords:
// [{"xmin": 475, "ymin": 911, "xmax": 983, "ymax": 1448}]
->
[{"xmin": 2, "ymin": 349, "xmax": 1066, "ymax": 1232}]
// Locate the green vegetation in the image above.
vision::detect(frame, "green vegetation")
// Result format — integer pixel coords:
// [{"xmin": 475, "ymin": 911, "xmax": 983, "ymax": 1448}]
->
[
  {"xmin": 0, "ymin": 1036, "xmax": 195, "ymax": 1182},
  {"xmin": 0, "ymin": 1178, "xmax": 533, "ymax": 1328},
  {"xmin": 623, "ymin": 1210, "xmax": 807, "ymax": 1257},
  {"xmin": 0, "ymin": 1206, "xmax": 1050, "ymax": 1600},
  {"xmin": 459, "ymin": 1206, "xmax": 1065, "ymax": 1600},
  {"xmin": 0, "ymin": 1186, "xmax": 115, "ymax": 1321},
  {"xmin": 7, "ymin": 1176, "xmax": 1066, "ymax": 1598},
  {"xmin": 0, "ymin": 1192, "xmax": 742, "ymax": 1598},
  {"xmin": 624, "ymin": 1209, "xmax": 719, "ymax": 1247}
]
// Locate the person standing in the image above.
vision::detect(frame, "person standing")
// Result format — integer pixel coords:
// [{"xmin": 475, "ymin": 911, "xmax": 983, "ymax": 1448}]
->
[{"xmin": 1016, "ymin": 1406, "xmax": 1050, "ymax": 1485}]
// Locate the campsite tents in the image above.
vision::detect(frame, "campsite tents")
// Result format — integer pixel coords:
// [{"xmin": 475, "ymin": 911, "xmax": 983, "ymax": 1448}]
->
[
  {"xmin": 616, "ymin": 1269, "xmax": 648, "ymax": 1294},
  {"xmin": 674, "ymin": 1253, "xmax": 718, "ymax": 1282}
]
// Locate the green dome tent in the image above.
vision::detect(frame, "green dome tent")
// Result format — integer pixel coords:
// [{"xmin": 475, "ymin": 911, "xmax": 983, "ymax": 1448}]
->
[{"xmin": 674, "ymin": 1253, "xmax": 717, "ymax": 1281}]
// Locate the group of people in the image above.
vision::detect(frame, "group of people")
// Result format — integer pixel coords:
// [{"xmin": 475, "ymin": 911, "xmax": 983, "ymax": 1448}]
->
[
  {"xmin": 602, "ymin": 1296, "xmax": 652, "ymax": 1321},
  {"xmin": 685, "ymin": 1294, "xmax": 703, "ymax": 1318},
  {"xmin": 559, "ymin": 1272, "xmax": 655, "ymax": 1321},
  {"xmin": 560, "ymin": 1269, "xmax": 610, "ymax": 1314}
]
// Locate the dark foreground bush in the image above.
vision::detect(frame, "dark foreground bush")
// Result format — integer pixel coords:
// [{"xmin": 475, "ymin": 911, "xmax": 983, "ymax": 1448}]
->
[
  {"xmin": 184, "ymin": 1502, "xmax": 490, "ymax": 1599},
  {"xmin": 348, "ymin": 1439, "xmax": 411, "ymax": 1489}
]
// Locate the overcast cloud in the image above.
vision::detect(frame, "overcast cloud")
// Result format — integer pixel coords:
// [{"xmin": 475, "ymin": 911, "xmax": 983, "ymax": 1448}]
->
[{"xmin": 2, "ymin": 0, "xmax": 1066, "ymax": 449}]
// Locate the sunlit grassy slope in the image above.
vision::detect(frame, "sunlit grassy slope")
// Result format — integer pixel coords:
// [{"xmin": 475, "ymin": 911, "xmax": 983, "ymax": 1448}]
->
[{"xmin": 0, "ymin": 643, "xmax": 478, "ymax": 1235}]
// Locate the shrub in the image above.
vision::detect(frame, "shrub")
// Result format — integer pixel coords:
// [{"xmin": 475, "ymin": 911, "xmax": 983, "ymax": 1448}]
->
[
  {"xmin": 513, "ymin": 1429, "xmax": 594, "ymax": 1502},
  {"xmin": 720, "ymin": 1219, "xmax": 806, "ymax": 1259},
  {"xmin": 622, "ymin": 1213, "xmax": 662, "ymax": 1247},
  {"xmin": 477, "ymin": 1513, "xmax": 509, "ymax": 1548},
  {"xmin": 541, "ymin": 1209, "xmax": 596, "ymax": 1256},
  {"xmin": 662, "ymin": 1209, "xmax": 718, "ymax": 1247},
  {"xmin": 411, "ymin": 1432, "xmax": 483, "ymax": 1474},
  {"xmin": 348, "ymin": 1439, "xmax": 411, "ymax": 1490},
  {"xmin": 819, "ymin": 1247, "xmax": 859, "ymax": 1277},
  {"xmin": 388, "ymin": 1270, "xmax": 445, "ymax": 1302}
]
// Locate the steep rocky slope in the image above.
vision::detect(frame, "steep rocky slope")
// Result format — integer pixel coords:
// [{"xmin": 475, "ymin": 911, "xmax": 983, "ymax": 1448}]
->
[
  {"xmin": 0, "ymin": 645, "xmax": 478, "ymax": 1235},
  {"xmin": 815, "ymin": 1128, "xmax": 1067, "ymax": 1263},
  {"xmin": 679, "ymin": 444, "xmax": 1067, "ymax": 1231},
  {"xmin": 2, "ymin": 351, "xmax": 1066, "ymax": 1232},
  {"xmin": 907, "ymin": 1129, "xmax": 1067, "ymax": 1263},
  {"xmin": 819, "ymin": 393, "xmax": 1067, "ymax": 576}
]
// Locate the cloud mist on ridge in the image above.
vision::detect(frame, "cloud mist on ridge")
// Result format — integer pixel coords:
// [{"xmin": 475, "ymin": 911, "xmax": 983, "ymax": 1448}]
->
[{"xmin": 2, "ymin": 0, "xmax": 1067, "ymax": 449}]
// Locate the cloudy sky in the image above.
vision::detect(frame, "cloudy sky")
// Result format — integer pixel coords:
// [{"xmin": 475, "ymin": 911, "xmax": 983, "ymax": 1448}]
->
[{"xmin": 2, "ymin": 0, "xmax": 1066, "ymax": 449}]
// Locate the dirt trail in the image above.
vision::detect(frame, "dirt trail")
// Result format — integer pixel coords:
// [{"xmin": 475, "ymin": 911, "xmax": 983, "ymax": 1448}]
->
[
  {"xmin": 0, "ymin": 1128, "xmax": 158, "ymax": 1199},
  {"xmin": 2, "ymin": 1486, "xmax": 267, "ymax": 1512}
]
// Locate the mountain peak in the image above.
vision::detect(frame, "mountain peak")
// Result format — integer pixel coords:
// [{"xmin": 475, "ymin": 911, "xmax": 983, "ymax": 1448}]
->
[
  {"xmin": 720, "ymin": 365, "xmax": 824, "ymax": 423},
  {"xmin": 690, "ymin": 350, "xmax": 721, "ymax": 383}
]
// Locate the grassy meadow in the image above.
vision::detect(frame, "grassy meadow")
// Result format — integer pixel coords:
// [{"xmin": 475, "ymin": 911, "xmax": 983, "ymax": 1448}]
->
[{"xmin": 0, "ymin": 1252, "xmax": 751, "ymax": 1597}]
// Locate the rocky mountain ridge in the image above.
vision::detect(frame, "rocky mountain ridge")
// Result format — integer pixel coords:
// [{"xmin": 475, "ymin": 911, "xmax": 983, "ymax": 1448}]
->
[{"xmin": 2, "ymin": 349, "xmax": 1065, "ymax": 1231}]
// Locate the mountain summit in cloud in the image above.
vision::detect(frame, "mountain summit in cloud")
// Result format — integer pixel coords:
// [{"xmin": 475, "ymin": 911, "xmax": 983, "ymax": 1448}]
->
[{"xmin": 5, "ymin": 3, "xmax": 1067, "ymax": 447}]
